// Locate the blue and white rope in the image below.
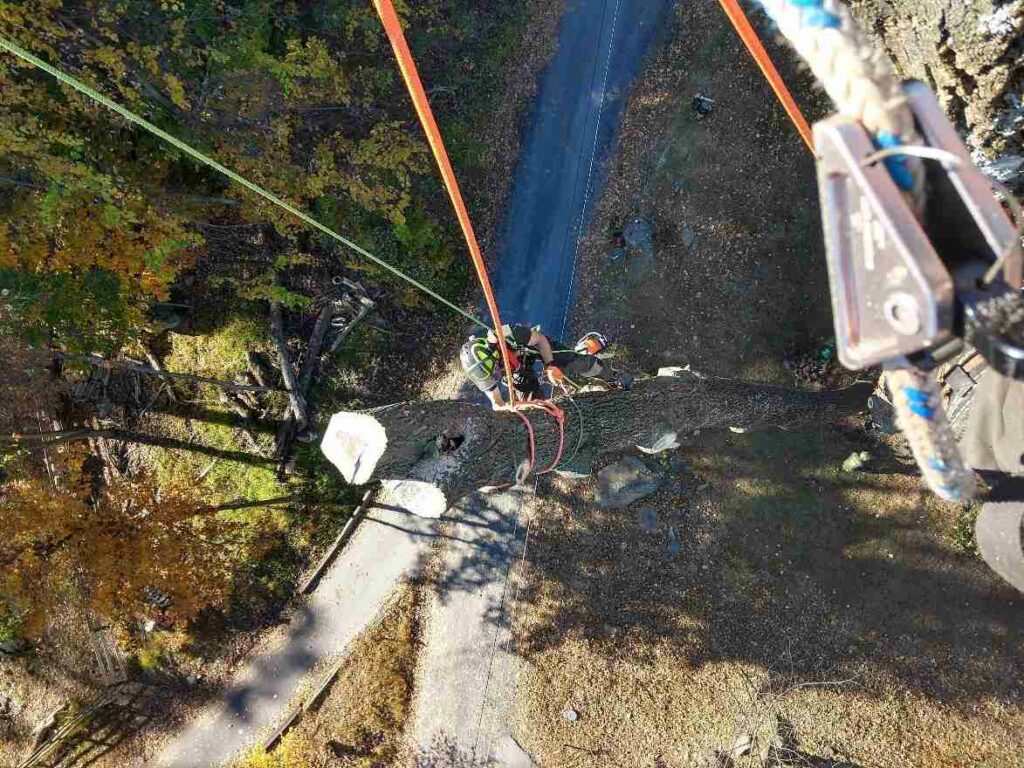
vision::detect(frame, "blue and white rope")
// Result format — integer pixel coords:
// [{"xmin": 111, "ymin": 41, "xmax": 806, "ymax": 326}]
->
[
  {"xmin": 887, "ymin": 367, "xmax": 974, "ymax": 501},
  {"xmin": 755, "ymin": 0, "xmax": 924, "ymax": 203},
  {"xmin": 756, "ymin": 0, "xmax": 974, "ymax": 502}
]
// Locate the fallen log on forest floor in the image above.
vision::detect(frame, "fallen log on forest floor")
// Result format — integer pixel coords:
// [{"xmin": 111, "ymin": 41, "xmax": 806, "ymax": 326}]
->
[{"xmin": 320, "ymin": 370, "xmax": 874, "ymax": 511}]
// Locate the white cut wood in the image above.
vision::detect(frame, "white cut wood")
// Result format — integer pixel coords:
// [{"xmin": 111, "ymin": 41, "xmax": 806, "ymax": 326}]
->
[
  {"xmin": 379, "ymin": 479, "xmax": 447, "ymax": 519},
  {"xmin": 320, "ymin": 412, "xmax": 388, "ymax": 484}
]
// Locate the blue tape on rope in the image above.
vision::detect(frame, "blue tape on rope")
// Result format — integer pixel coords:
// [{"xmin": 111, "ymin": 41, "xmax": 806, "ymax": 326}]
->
[
  {"xmin": 788, "ymin": 0, "xmax": 841, "ymax": 28},
  {"xmin": 904, "ymin": 387, "xmax": 931, "ymax": 404},
  {"xmin": 903, "ymin": 386, "xmax": 936, "ymax": 419},
  {"xmin": 876, "ymin": 132, "xmax": 915, "ymax": 190}
]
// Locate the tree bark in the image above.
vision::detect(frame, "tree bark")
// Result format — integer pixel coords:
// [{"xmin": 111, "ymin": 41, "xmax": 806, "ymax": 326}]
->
[
  {"xmin": 321, "ymin": 372, "xmax": 873, "ymax": 507},
  {"xmin": 297, "ymin": 304, "xmax": 335, "ymax": 395}
]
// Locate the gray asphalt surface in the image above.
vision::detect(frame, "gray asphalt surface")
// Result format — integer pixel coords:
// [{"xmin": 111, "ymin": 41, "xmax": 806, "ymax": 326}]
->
[
  {"xmin": 409, "ymin": 491, "xmax": 534, "ymax": 766},
  {"xmin": 410, "ymin": 4, "xmax": 672, "ymax": 764},
  {"xmin": 155, "ymin": 499, "xmax": 436, "ymax": 768},
  {"xmin": 156, "ymin": 2, "xmax": 670, "ymax": 764},
  {"xmin": 493, "ymin": 0, "xmax": 672, "ymax": 339}
]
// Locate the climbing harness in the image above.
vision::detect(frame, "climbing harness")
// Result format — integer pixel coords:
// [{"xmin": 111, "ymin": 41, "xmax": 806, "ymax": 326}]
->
[{"xmin": 720, "ymin": 0, "xmax": 1024, "ymax": 502}]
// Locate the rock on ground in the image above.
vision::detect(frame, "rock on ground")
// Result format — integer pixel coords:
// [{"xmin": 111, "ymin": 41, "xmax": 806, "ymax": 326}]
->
[
  {"xmin": 624, "ymin": 217, "xmax": 654, "ymax": 255},
  {"xmin": 596, "ymin": 456, "xmax": 661, "ymax": 508}
]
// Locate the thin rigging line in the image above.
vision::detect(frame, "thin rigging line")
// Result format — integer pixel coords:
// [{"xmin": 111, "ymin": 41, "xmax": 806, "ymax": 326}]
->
[
  {"xmin": 0, "ymin": 36, "xmax": 489, "ymax": 331},
  {"xmin": 559, "ymin": 0, "xmax": 622, "ymax": 339}
]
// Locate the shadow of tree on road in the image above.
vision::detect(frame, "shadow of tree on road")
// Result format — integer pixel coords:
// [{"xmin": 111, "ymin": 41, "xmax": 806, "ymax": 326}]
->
[{"xmin": 410, "ymin": 733, "xmax": 495, "ymax": 768}]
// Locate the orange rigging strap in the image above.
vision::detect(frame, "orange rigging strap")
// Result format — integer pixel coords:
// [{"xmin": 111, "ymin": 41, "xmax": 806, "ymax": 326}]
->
[
  {"xmin": 372, "ymin": 0, "xmax": 519, "ymax": 404},
  {"xmin": 715, "ymin": 0, "xmax": 815, "ymax": 153}
]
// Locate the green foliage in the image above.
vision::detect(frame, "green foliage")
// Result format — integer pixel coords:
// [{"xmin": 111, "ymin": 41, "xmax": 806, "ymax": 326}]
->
[
  {"xmin": 0, "ymin": 0, "xmax": 498, "ymax": 346},
  {"xmin": 0, "ymin": 266, "xmax": 134, "ymax": 352},
  {"xmin": 135, "ymin": 644, "xmax": 163, "ymax": 672},
  {"xmin": 164, "ymin": 317, "xmax": 265, "ymax": 380},
  {"xmin": 0, "ymin": 601, "xmax": 20, "ymax": 644}
]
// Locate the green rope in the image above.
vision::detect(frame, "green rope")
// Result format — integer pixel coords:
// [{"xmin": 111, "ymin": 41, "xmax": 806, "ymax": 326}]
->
[{"xmin": 0, "ymin": 36, "xmax": 489, "ymax": 331}]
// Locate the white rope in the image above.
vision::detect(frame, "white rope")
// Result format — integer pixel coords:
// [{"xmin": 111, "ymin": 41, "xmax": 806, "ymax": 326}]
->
[
  {"xmin": 755, "ymin": 0, "xmax": 925, "ymax": 202},
  {"xmin": 755, "ymin": 0, "xmax": 975, "ymax": 501}
]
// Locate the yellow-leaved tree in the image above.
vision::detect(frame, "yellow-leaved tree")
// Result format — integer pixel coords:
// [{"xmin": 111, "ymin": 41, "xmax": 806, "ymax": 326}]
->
[{"xmin": 0, "ymin": 474, "xmax": 276, "ymax": 636}]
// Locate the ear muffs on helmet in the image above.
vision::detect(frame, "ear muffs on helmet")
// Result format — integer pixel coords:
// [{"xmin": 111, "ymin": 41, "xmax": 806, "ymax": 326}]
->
[{"xmin": 575, "ymin": 332, "xmax": 608, "ymax": 356}]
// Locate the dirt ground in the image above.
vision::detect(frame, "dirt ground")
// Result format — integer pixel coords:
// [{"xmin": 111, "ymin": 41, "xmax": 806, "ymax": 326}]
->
[
  {"xmin": 229, "ymin": 585, "xmax": 423, "ymax": 768},
  {"xmin": 570, "ymin": 3, "xmax": 833, "ymax": 383},
  {"xmin": 511, "ymin": 3, "xmax": 1024, "ymax": 767}
]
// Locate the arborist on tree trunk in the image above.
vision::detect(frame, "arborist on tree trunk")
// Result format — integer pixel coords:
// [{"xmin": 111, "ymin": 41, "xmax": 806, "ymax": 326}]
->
[{"xmin": 459, "ymin": 325, "xmax": 625, "ymax": 410}]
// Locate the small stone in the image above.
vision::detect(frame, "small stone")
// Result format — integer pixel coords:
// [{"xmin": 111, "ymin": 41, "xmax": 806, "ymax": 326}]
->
[
  {"xmin": 562, "ymin": 708, "xmax": 579, "ymax": 723},
  {"xmin": 143, "ymin": 619, "xmax": 156, "ymax": 633},
  {"xmin": 639, "ymin": 507, "xmax": 658, "ymax": 533},
  {"xmin": 596, "ymin": 457, "xmax": 662, "ymax": 508},
  {"xmin": 668, "ymin": 526, "xmax": 681, "ymax": 557},
  {"xmin": 623, "ymin": 218, "xmax": 654, "ymax": 256},
  {"xmin": 729, "ymin": 733, "xmax": 752, "ymax": 757}
]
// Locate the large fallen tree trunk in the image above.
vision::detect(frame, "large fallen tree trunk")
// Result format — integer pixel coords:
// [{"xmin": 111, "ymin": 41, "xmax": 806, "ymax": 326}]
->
[{"xmin": 320, "ymin": 371, "xmax": 873, "ymax": 507}]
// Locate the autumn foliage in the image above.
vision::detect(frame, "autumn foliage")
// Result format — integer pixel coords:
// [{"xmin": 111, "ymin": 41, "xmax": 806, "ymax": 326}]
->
[
  {"xmin": 0, "ymin": 0, "xmax": 443, "ymax": 351},
  {"xmin": 0, "ymin": 474, "xmax": 274, "ymax": 636}
]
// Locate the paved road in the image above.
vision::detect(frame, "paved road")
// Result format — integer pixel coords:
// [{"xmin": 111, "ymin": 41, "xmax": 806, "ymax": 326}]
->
[
  {"xmin": 494, "ymin": 0, "xmax": 672, "ymax": 339},
  {"xmin": 408, "ymin": 491, "xmax": 535, "ymax": 767},
  {"xmin": 410, "ymin": 4, "xmax": 672, "ymax": 765},
  {"xmin": 156, "ymin": 1, "xmax": 670, "ymax": 764},
  {"xmin": 155, "ymin": 496, "xmax": 437, "ymax": 767}
]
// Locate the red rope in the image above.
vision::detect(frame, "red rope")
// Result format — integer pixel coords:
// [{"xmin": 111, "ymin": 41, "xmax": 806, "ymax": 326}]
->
[
  {"xmin": 372, "ymin": 0, "xmax": 519, "ymax": 404},
  {"xmin": 509, "ymin": 407, "xmax": 537, "ymax": 480},
  {"xmin": 516, "ymin": 401, "xmax": 566, "ymax": 474},
  {"xmin": 715, "ymin": 0, "xmax": 815, "ymax": 153}
]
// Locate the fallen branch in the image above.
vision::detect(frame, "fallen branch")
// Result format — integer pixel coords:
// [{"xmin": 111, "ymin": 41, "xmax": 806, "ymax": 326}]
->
[
  {"xmin": 143, "ymin": 348, "xmax": 177, "ymax": 402},
  {"xmin": 328, "ymin": 299, "xmax": 375, "ymax": 354},
  {"xmin": 54, "ymin": 352, "xmax": 280, "ymax": 393},
  {"xmin": 269, "ymin": 303, "xmax": 308, "ymax": 428},
  {"xmin": 297, "ymin": 303, "xmax": 335, "ymax": 395},
  {"xmin": 320, "ymin": 374, "xmax": 875, "ymax": 507}
]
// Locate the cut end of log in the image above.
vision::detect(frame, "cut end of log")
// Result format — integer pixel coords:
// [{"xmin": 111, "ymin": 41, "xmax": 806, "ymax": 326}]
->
[
  {"xmin": 379, "ymin": 479, "xmax": 448, "ymax": 519},
  {"xmin": 320, "ymin": 412, "xmax": 388, "ymax": 484}
]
